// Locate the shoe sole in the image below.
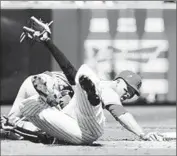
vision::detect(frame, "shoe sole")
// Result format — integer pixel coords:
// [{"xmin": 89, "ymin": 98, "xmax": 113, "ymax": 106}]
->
[{"xmin": 79, "ymin": 75, "xmax": 100, "ymax": 106}]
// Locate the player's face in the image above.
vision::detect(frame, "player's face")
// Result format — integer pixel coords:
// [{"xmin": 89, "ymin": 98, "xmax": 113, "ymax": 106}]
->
[
  {"xmin": 121, "ymin": 85, "xmax": 136, "ymax": 101},
  {"xmin": 114, "ymin": 79, "xmax": 135, "ymax": 101}
]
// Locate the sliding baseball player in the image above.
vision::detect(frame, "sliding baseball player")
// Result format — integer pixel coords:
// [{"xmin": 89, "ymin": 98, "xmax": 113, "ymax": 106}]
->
[{"xmin": 1, "ymin": 16, "xmax": 173, "ymax": 144}]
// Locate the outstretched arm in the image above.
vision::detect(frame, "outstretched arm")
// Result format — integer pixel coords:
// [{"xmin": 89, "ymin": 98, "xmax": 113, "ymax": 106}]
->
[
  {"xmin": 21, "ymin": 16, "xmax": 77, "ymax": 85},
  {"xmin": 105, "ymin": 104, "xmax": 164, "ymax": 141},
  {"xmin": 43, "ymin": 39, "xmax": 77, "ymax": 85},
  {"xmin": 105, "ymin": 104, "xmax": 145, "ymax": 139}
]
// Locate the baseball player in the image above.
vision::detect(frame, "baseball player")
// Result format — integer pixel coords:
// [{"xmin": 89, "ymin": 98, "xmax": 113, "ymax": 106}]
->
[
  {"xmin": 6, "ymin": 71, "xmax": 73, "ymax": 127},
  {"xmin": 1, "ymin": 16, "xmax": 164, "ymax": 144},
  {"xmin": 1, "ymin": 16, "xmax": 77, "ymax": 141},
  {"xmin": 0, "ymin": 70, "xmax": 75, "ymax": 143},
  {"xmin": 19, "ymin": 16, "xmax": 167, "ymax": 144}
]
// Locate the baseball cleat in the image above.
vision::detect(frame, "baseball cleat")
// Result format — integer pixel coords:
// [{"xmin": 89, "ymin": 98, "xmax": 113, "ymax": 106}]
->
[
  {"xmin": 0, "ymin": 129, "xmax": 24, "ymax": 140},
  {"xmin": 31, "ymin": 75, "xmax": 60, "ymax": 108},
  {"xmin": 79, "ymin": 75, "xmax": 101, "ymax": 106}
]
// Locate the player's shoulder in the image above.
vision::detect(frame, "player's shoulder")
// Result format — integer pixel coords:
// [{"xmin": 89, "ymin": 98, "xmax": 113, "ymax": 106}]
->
[
  {"xmin": 99, "ymin": 83, "xmax": 122, "ymax": 106},
  {"xmin": 100, "ymin": 86, "xmax": 119, "ymax": 99}
]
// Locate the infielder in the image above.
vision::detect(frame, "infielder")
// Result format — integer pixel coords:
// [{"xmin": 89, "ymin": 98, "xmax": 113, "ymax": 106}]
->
[
  {"xmin": 1, "ymin": 17, "xmax": 165, "ymax": 144},
  {"xmin": 6, "ymin": 71, "xmax": 73, "ymax": 130}
]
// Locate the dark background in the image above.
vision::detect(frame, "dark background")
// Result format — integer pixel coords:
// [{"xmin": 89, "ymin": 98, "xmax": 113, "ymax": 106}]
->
[{"xmin": 1, "ymin": 8, "xmax": 176, "ymax": 105}]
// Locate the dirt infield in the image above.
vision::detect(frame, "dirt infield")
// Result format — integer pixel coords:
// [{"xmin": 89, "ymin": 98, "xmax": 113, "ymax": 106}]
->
[
  {"xmin": 1, "ymin": 140, "xmax": 176, "ymax": 155},
  {"xmin": 1, "ymin": 105, "xmax": 176, "ymax": 155}
]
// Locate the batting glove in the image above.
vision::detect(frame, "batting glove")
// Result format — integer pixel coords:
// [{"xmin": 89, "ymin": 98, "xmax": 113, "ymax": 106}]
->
[{"xmin": 20, "ymin": 16, "xmax": 53, "ymax": 43}]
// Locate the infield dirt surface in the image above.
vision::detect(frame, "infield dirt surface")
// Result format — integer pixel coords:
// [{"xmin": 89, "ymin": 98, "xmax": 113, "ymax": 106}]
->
[{"xmin": 1, "ymin": 105, "xmax": 176, "ymax": 155}]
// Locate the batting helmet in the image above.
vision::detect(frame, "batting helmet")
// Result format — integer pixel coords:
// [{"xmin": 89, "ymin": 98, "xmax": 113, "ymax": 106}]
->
[{"xmin": 114, "ymin": 70, "xmax": 142, "ymax": 96}]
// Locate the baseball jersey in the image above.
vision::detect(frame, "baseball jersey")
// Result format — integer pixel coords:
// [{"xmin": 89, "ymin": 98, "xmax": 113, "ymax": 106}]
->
[
  {"xmin": 74, "ymin": 64, "xmax": 122, "ymax": 108},
  {"xmin": 100, "ymin": 86, "xmax": 122, "ymax": 108},
  {"xmin": 19, "ymin": 65, "xmax": 121, "ymax": 144}
]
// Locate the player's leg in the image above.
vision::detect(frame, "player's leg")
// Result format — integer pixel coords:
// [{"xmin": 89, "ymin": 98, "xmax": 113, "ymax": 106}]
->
[
  {"xmin": 19, "ymin": 95, "xmax": 95, "ymax": 144},
  {"xmin": 63, "ymin": 64, "xmax": 106, "ymax": 140},
  {"xmin": 18, "ymin": 66, "xmax": 104, "ymax": 144},
  {"xmin": 8, "ymin": 76, "xmax": 38, "ymax": 124},
  {"xmin": 6, "ymin": 76, "xmax": 40, "ymax": 132}
]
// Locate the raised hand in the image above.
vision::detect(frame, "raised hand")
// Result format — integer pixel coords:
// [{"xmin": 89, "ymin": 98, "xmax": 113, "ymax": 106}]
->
[{"xmin": 20, "ymin": 16, "xmax": 53, "ymax": 43}]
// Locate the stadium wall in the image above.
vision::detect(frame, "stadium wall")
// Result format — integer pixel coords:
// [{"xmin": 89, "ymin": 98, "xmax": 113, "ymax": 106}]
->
[{"xmin": 0, "ymin": 8, "xmax": 176, "ymax": 104}]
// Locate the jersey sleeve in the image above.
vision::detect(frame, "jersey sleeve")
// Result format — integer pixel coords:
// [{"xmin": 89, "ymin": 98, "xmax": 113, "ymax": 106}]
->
[
  {"xmin": 44, "ymin": 40, "xmax": 77, "ymax": 85},
  {"xmin": 101, "ymin": 88, "xmax": 122, "ymax": 107}
]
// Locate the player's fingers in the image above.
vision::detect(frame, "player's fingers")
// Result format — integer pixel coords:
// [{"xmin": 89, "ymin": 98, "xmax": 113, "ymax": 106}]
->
[
  {"xmin": 153, "ymin": 134, "xmax": 159, "ymax": 141},
  {"xmin": 30, "ymin": 16, "xmax": 48, "ymax": 31},
  {"xmin": 30, "ymin": 16, "xmax": 44, "ymax": 26},
  {"xmin": 20, "ymin": 29, "xmax": 36, "ymax": 43},
  {"xmin": 23, "ymin": 26, "xmax": 35, "ymax": 34},
  {"xmin": 150, "ymin": 134, "xmax": 162, "ymax": 141},
  {"xmin": 145, "ymin": 133, "xmax": 155, "ymax": 141},
  {"xmin": 30, "ymin": 16, "xmax": 53, "ymax": 27},
  {"xmin": 154, "ymin": 133, "xmax": 163, "ymax": 141},
  {"xmin": 20, "ymin": 34, "xmax": 26, "ymax": 43},
  {"xmin": 149, "ymin": 135, "xmax": 156, "ymax": 141},
  {"xmin": 157, "ymin": 132, "xmax": 164, "ymax": 137},
  {"xmin": 47, "ymin": 20, "xmax": 53, "ymax": 27},
  {"xmin": 30, "ymin": 16, "xmax": 52, "ymax": 34},
  {"xmin": 27, "ymin": 33, "xmax": 33, "ymax": 39},
  {"xmin": 152, "ymin": 132, "xmax": 163, "ymax": 141},
  {"xmin": 20, "ymin": 32, "xmax": 25, "ymax": 39}
]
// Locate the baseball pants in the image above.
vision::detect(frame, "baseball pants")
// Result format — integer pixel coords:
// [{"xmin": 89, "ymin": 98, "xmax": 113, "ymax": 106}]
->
[{"xmin": 19, "ymin": 65, "xmax": 106, "ymax": 144}]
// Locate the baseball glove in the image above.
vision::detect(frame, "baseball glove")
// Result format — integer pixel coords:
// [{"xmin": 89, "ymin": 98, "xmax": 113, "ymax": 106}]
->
[{"xmin": 20, "ymin": 16, "xmax": 53, "ymax": 43}]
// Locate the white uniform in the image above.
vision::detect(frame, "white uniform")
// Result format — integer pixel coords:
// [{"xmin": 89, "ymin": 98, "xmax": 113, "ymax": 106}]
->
[
  {"xmin": 19, "ymin": 64, "xmax": 122, "ymax": 144},
  {"xmin": 8, "ymin": 71, "xmax": 72, "ymax": 131}
]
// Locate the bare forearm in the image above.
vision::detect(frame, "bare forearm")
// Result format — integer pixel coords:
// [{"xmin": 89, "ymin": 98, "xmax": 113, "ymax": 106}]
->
[
  {"xmin": 118, "ymin": 112, "xmax": 145, "ymax": 137},
  {"xmin": 106, "ymin": 104, "xmax": 145, "ymax": 137}
]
